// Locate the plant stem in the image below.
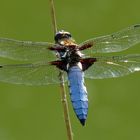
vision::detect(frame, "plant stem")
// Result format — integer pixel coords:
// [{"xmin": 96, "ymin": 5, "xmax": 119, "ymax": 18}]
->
[
  {"xmin": 49, "ymin": 0, "xmax": 73, "ymax": 140},
  {"xmin": 59, "ymin": 72, "xmax": 73, "ymax": 140},
  {"xmin": 49, "ymin": 0, "xmax": 57, "ymax": 34}
]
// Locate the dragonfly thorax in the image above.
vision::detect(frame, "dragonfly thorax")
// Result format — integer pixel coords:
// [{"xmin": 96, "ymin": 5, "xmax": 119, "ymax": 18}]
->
[
  {"xmin": 59, "ymin": 47, "xmax": 81, "ymax": 64},
  {"xmin": 54, "ymin": 30, "xmax": 83, "ymax": 69}
]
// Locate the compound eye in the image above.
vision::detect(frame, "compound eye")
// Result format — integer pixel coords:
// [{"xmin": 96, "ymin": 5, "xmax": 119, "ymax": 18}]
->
[
  {"xmin": 66, "ymin": 33, "xmax": 72, "ymax": 38},
  {"xmin": 55, "ymin": 33, "xmax": 63, "ymax": 41}
]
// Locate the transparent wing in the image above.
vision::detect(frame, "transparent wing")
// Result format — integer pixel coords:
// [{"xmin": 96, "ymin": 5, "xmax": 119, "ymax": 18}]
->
[
  {"xmin": 0, "ymin": 37, "xmax": 57, "ymax": 61},
  {"xmin": 0, "ymin": 62, "xmax": 67, "ymax": 85},
  {"xmin": 80, "ymin": 24, "xmax": 140, "ymax": 55},
  {"xmin": 85, "ymin": 54, "xmax": 140, "ymax": 79}
]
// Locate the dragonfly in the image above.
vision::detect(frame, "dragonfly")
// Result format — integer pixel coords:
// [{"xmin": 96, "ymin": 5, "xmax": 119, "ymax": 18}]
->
[{"xmin": 0, "ymin": 24, "xmax": 140, "ymax": 126}]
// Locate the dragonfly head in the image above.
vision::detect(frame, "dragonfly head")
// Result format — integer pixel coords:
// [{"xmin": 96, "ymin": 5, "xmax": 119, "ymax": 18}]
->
[{"xmin": 54, "ymin": 30, "xmax": 75, "ymax": 45}]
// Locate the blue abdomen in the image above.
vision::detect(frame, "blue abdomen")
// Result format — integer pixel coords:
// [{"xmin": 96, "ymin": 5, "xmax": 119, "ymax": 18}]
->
[{"xmin": 68, "ymin": 65, "xmax": 88, "ymax": 126}]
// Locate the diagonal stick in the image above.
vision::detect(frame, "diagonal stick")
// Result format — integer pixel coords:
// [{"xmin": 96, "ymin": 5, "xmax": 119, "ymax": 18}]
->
[
  {"xmin": 49, "ymin": 1, "xmax": 73, "ymax": 140},
  {"xmin": 49, "ymin": 0, "xmax": 57, "ymax": 34}
]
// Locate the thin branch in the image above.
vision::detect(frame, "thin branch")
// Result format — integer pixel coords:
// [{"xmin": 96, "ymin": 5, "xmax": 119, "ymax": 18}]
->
[
  {"xmin": 49, "ymin": 0, "xmax": 73, "ymax": 140},
  {"xmin": 49, "ymin": 0, "xmax": 57, "ymax": 34},
  {"xmin": 59, "ymin": 72, "xmax": 73, "ymax": 140}
]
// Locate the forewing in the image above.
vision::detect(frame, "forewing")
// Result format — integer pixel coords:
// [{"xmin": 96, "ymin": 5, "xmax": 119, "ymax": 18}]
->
[
  {"xmin": 85, "ymin": 54, "xmax": 140, "ymax": 79},
  {"xmin": 80, "ymin": 24, "xmax": 140, "ymax": 55},
  {"xmin": 0, "ymin": 38, "xmax": 58, "ymax": 61},
  {"xmin": 0, "ymin": 62, "xmax": 67, "ymax": 85}
]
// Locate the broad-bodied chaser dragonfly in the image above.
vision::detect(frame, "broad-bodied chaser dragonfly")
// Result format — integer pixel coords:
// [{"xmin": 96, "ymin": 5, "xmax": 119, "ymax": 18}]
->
[{"xmin": 0, "ymin": 25, "xmax": 140, "ymax": 125}]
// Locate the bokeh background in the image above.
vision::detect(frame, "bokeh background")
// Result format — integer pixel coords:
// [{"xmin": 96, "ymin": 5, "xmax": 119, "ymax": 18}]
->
[{"xmin": 0, "ymin": 0, "xmax": 140, "ymax": 140}]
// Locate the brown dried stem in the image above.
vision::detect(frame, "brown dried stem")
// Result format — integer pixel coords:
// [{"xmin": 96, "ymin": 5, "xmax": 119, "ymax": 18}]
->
[{"xmin": 49, "ymin": 0, "xmax": 73, "ymax": 140}]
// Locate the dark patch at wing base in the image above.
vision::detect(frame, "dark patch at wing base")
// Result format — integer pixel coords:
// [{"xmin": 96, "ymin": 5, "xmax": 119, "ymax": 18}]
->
[
  {"xmin": 79, "ymin": 42, "xmax": 93, "ymax": 51},
  {"xmin": 80, "ymin": 58, "xmax": 97, "ymax": 71},
  {"xmin": 50, "ymin": 60, "xmax": 68, "ymax": 72}
]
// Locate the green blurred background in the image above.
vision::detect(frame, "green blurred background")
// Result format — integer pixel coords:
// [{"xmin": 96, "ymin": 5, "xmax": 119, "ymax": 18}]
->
[{"xmin": 0, "ymin": 0, "xmax": 140, "ymax": 140}]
